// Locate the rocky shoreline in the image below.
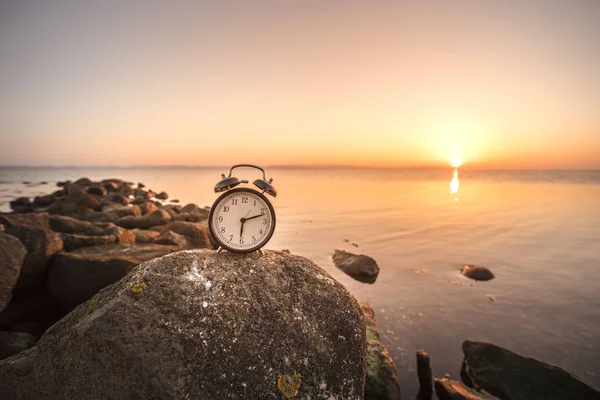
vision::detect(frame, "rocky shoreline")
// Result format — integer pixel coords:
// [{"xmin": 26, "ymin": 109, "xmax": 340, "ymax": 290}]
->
[{"xmin": 1, "ymin": 178, "xmax": 599, "ymax": 399}]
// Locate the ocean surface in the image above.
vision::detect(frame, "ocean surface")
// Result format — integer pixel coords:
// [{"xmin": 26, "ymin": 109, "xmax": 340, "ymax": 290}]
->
[{"xmin": 1, "ymin": 166, "xmax": 600, "ymax": 397}]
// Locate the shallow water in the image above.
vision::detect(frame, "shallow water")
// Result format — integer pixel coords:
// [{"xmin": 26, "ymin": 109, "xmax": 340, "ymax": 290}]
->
[{"xmin": 1, "ymin": 166, "xmax": 599, "ymax": 397}]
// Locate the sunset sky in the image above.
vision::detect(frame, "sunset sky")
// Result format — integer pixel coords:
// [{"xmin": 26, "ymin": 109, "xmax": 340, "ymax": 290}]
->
[{"xmin": 0, "ymin": 1, "xmax": 598, "ymax": 168}]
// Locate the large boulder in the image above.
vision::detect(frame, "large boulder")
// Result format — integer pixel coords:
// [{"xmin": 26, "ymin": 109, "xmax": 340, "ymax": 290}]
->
[
  {"xmin": 461, "ymin": 340, "xmax": 600, "ymax": 400},
  {"xmin": 361, "ymin": 302, "xmax": 401, "ymax": 400},
  {"xmin": 333, "ymin": 249, "xmax": 380, "ymax": 284},
  {"xmin": 48, "ymin": 244, "xmax": 178, "ymax": 312},
  {"xmin": 116, "ymin": 209, "xmax": 172, "ymax": 229},
  {"xmin": 0, "ymin": 233, "xmax": 27, "ymax": 311},
  {"xmin": 435, "ymin": 378, "xmax": 498, "ymax": 400},
  {"xmin": 4, "ymin": 225, "xmax": 63, "ymax": 288},
  {"xmin": 0, "ymin": 331, "xmax": 36, "ymax": 360},
  {"xmin": 3, "ymin": 250, "xmax": 367, "ymax": 399}
]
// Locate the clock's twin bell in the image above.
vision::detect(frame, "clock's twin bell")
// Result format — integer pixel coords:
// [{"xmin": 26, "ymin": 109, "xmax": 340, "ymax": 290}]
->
[{"xmin": 209, "ymin": 164, "xmax": 277, "ymax": 254}]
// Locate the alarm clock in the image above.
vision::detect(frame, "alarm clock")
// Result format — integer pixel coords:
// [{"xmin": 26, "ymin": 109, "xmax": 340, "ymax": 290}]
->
[{"xmin": 208, "ymin": 164, "xmax": 277, "ymax": 253}]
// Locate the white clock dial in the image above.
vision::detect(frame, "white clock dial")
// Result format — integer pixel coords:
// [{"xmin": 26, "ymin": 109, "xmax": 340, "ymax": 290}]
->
[{"xmin": 209, "ymin": 188, "xmax": 276, "ymax": 252}]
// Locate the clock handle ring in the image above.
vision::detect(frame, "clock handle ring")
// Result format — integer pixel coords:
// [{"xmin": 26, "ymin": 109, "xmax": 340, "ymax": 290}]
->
[{"xmin": 227, "ymin": 164, "xmax": 267, "ymax": 180}]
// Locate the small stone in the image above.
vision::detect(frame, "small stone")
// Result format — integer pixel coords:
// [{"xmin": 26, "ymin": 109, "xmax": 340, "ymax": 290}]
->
[{"xmin": 460, "ymin": 265, "xmax": 495, "ymax": 281}]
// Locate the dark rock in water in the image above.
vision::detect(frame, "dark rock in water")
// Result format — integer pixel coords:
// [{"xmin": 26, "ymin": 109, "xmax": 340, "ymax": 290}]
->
[
  {"xmin": 59, "ymin": 233, "xmax": 117, "ymax": 251},
  {"xmin": 0, "ymin": 331, "xmax": 36, "ymax": 360},
  {"xmin": 0, "ymin": 233, "xmax": 27, "ymax": 312},
  {"xmin": 49, "ymin": 244, "xmax": 178, "ymax": 313},
  {"xmin": 282, "ymin": 249, "xmax": 291, "ymax": 253},
  {"xmin": 170, "ymin": 199, "xmax": 179, "ymax": 203},
  {"xmin": 417, "ymin": 350, "xmax": 433, "ymax": 400},
  {"xmin": 139, "ymin": 201, "xmax": 158, "ymax": 215},
  {"xmin": 32, "ymin": 194, "xmax": 55, "ymax": 208},
  {"xmin": 102, "ymin": 226, "xmax": 135, "ymax": 244},
  {"xmin": 435, "ymin": 378, "xmax": 498, "ymax": 400},
  {"xmin": 103, "ymin": 181, "xmax": 119, "ymax": 192},
  {"xmin": 49, "ymin": 215, "xmax": 104, "ymax": 235},
  {"xmin": 9, "ymin": 197, "xmax": 33, "ymax": 213},
  {"xmin": 460, "ymin": 265, "xmax": 494, "ymax": 281},
  {"xmin": 361, "ymin": 302, "xmax": 400, "ymax": 400},
  {"xmin": 0, "ymin": 212, "xmax": 50, "ymax": 229},
  {"xmin": 333, "ymin": 249, "xmax": 380, "ymax": 284},
  {"xmin": 2, "ymin": 250, "xmax": 366, "ymax": 399},
  {"xmin": 116, "ymin": 209, "xmax": 172, "ymax": 229},
  {"xmin": 57, "ymin": 181, "xmax": 68, "ymax": 187},
  {"xmin": 86, "ymin": 185, "xmax": 107, "ymax": 197},
  {"xmin": 130, "ymin": 228, "xmax": 160, "ymax": 243},
  {"xmin": 4, "ymin": 225, "xmax": 63, "ymax": 288},
  {"xmin": 74, "ymin": 178, "xmax": 92, "ymax": 186},
  {"xmin": 155, "ymin": 191, "xmax": 168, "ymax": 200},
  {"xmin": 137, "ymin": 182, "xmax": 145, "ymax": 189},
  {"xmin": 461, "ymin": 340, "xmax": 600, "ymax": 400},
  {"xmin": 133, "ymin": 188, "xmax": 151, "ymax": 199}
]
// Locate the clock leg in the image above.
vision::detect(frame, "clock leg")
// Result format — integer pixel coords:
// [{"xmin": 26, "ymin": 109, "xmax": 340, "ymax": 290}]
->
[
  {"xmin": 258, "ymin": 249, "xmax": 265, "ymax": 256},
  {"xmin": 217, "ymin": 247, "xmax": 224, "ymax": 254}
]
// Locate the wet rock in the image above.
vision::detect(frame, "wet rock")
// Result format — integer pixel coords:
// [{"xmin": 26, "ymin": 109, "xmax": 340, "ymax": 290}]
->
[
  {"xmin": 104, "ymin": 193, "xmax": 130, "ymax": 206},
  {"xmin": 103, "ymin": 181, "xmax": 120, "ymax": 192},
  {"xmin": 333, "ymin": 249, "xmax": 380, "ymax": 284},
  {"xmin": 137, "ymin": 183, "xmax": 145, "ymax": 189},
  {"xmin": 10, "ymin": 197, "xmax": 33, "ymax": 213},
  {"xmin": 3, "ymin": 250, "xmax": 366, "ymax": 399},
  {"xmin": 0, "ymin": 331, "xmax": 36, "ymax": 360},
  {"xmin": 49, "ymin": 215, "xmax": 104, "ymax": 235},
  {"xmin": 460, "ymin": 265, "xmax": 494, "ymax": 282},
  {"xmin": 155, "ymin": 191, "xmax": 168, "ymax": 200},
  {"xmin": 139, "ymin": 201, "xmax": 158, "ymax": 215},
  {"xmin": 116, "ymin": 209, "xmax": 172, "ymax": 229},
  {"xmin": 59, "ymin": 233, "xmax": 117, "ymax": 251},
  {"xmin": 130, "ymin": 229, "xmax": 160, "ymax": 243},
  {"xmin": 0, "ymin": 212, "xmax": 50, "ymax": 229},
  {"xmin": 435, "ymin": 378, "xmax": 498, "ymax": 400},
  {"xmin": 86, "ymin": 185, "xmax": 107, "ymax": 197},
  {"xmin": 461, "ymin": 340, "xmax": 600, "ymax": 400},
  {"xmin": 102, "ymin": 226, "xmax": 135, "ymax": 244},
  {"xmin": 170, "ymin": 199, "xmax": 179, "ymax": 203},
  {"xmin": 4, "ymin": 225, "xmax": 62, "ymax": 288},
  {"xmin": 0, "ymin": 233, "xmax": 27, "ymax": 312},
  {"xmin": 361, "ymin": 302, "xmax": 400, "ymax": 400},
  {"xmin": 180, "ymin": 203, "xmax": 201, "ymax": 214},
  {"xmin": 417, "ymin": 350, "xmax": 433, "ymax": 400},
  {"xmin": 32, "ymin": 194, "xmax": 55, "ymax": 208},
  {"xmin": 74, "ymin": 178, "xmax": 92, "ymax": 186},
  {"xmin": 49, "ymin": 244, "xmax": 178, "ymax": 313},
  {"xmin": 133, "ymin": 188, "xmax": 152, "ymax": 200}
]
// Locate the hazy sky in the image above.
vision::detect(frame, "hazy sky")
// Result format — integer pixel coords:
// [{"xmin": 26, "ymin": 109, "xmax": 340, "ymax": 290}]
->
[{"xmin": 1, "ymin": 0, "xmax": 598, "ymax": 168}]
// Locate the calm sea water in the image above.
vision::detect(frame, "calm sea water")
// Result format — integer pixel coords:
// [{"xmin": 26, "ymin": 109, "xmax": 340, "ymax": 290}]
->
[{"xmin": 1, "ymin": 166, "xmax": 600, "ymax": 397}]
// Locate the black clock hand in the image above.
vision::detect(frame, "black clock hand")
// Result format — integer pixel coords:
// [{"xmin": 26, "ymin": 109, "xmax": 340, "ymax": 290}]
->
[
  {"xmin": 240, "ymin": 219, "xmax": 245, "ymax": 237},
  {"xmin": 244, "ymin": 213, "xmax": 265, "ymax": 221}
]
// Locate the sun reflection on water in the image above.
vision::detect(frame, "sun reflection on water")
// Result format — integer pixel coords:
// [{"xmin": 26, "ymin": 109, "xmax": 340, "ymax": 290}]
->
[{"xmin": 450, "ymin": 168, "xmax": 459, "ymax": 200}]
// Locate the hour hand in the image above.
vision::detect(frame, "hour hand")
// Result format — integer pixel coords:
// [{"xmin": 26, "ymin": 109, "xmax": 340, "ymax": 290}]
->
[{"xmin": 245, "ymin": 213, "xmax": 265, "ymax": 221}]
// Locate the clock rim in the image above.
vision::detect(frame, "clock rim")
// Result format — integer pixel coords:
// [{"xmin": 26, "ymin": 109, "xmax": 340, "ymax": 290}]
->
[{"xmin": 208, "ymin": 187, "xmax": 276, "ymax": 254}]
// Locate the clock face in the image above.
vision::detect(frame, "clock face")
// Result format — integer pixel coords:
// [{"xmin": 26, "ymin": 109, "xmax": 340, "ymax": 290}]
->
[{"xmin": 209, "ymin": 188, "xmax": 276, "ymax": 253}]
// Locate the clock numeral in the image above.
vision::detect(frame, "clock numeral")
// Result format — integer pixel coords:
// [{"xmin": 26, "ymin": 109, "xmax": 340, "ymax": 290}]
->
[
  {"xmin": 239, "ymin": 238, "xmax": 244, "ymax": 244},
  {"xmin": 229, "ymin": 235, "xmax": 233, "ymax": 241},
  {"xmin": 223, "ymin": 206, "xmax": 229, "ymax": 212},
  {"xmin": 231, "ymin": 199, "xmax": 238, "ymax": 205},
  {"xmin": 252, "ymin": 236, "xmax": 256, "ymax": 243},
  {"xmin": 253, "ymin": 200, "xmax": 256, "ymax": 206},
  {"xmin": 220, "ymin": 227, "xmax": 226, "ymax": 233},
  {"xmin": 259, "ymin": 229, "xmax": 263, "ymax": 235},
  {"xmin": 218, "ymin": 216, "xmax": 223, "ymax": 222},
  {"xmin": 263, "ymin": 218, "xmax": 267, "ymax": 224},
  {"xmin": 242, "ymin": 197, "xmax": 248, "ymax": 203},
  {"xmin": 260, "ymin": 207, "xmax": 266, "ymax": 212}
]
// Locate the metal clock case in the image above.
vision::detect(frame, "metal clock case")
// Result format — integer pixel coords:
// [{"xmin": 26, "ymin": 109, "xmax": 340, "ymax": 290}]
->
[{"xmin": 208, "ymin": 164, "xmax": 277, "ymax": 254}]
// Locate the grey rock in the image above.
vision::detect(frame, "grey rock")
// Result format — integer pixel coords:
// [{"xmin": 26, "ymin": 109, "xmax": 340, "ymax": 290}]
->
[
  {"xmin": 0, "ymin": 233, "xmax": 27, "ymax": 311},
  {"xmin": 0, "ymin": 331, "xmax": 36, "ymax": 360},
  {"xmin": 461, "ymin": 340, "xmax": 600, "ymax": 400},
  {"xmin": 4, "ymin": 225, "xmax": 62, "ymax": 288},
  {"xmin": 333, "ymin": 249, "xmax": 380, "ymax": 284},
  {"xmin": 116, "ymin": 209, "xmax": 172, "ymax": 229},
  {"xmin": 2, "ymin": 250, "xmax": 366, "ymax": 399},
  {"xmin": 435, "ymin": 378, "xmax": 498, "ymax": 400},
  {"xmin": 361, "ymin": 302, "xmax": 400, "ymax": 400},
  {"xmin": 48, "ymin": 244, "xmax": 178, "ymax": 312},
  {"xmin": 460, "ymin": 265, "xmax": 495, "ymax": 281},
  {"xmin": 59, "ymin": 233, "xmax": 117, "ymax": 251}
]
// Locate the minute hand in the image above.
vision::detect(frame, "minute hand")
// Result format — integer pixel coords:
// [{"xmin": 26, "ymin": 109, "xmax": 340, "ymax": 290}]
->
[{"xmin": 245, "ymin": 213, "xmax": 264, "ymax": 221}]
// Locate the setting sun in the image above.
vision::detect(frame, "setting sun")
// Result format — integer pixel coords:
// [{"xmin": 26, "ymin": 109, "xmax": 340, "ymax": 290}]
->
[{"xmin": 451, "ymin": 158, "xmax": 463, "ymax": 168}]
